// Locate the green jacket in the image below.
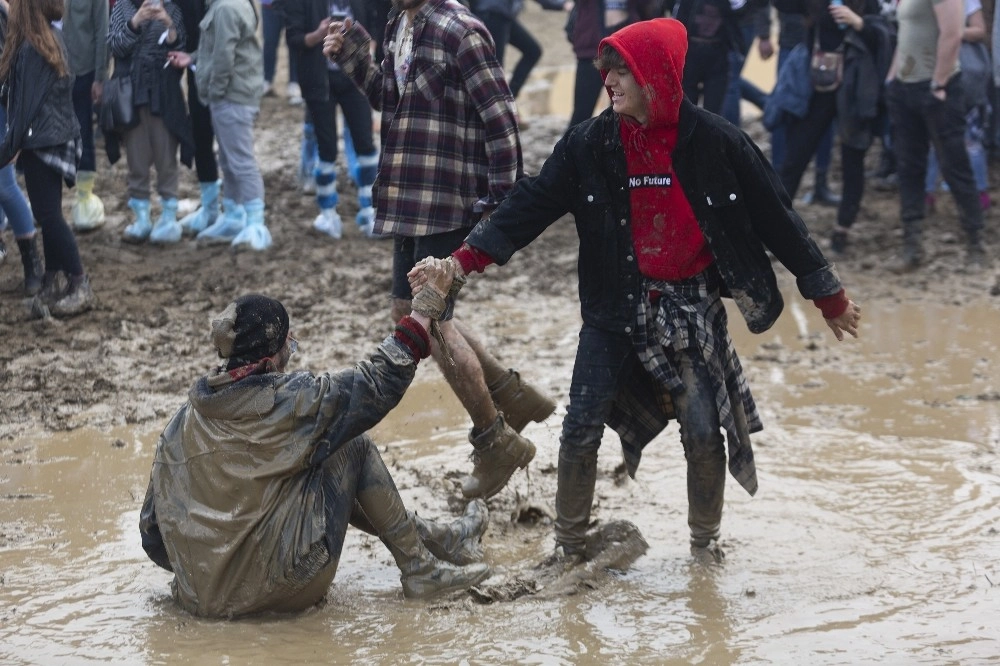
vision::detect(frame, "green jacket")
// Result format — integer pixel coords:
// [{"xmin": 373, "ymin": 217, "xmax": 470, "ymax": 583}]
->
[
  {"xmin": 195, "ymin": 0, "xmax": 263, "ymax": 107},
  {"xmin": 62, "ymin": 0, "xmax": 110, "ymax": 81}
]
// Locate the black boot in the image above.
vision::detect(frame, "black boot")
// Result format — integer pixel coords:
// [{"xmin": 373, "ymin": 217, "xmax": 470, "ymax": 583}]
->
[
  {"xmin": 16, "ymin": 235, "xmax": 44, "ymax": 296},
  {"xmin": 688, "ymin": 449, "xmax": 727, "ymax": 564},
  {"xmin": 892, "ymin": 220, "xmax": 925, "ymax": 273},
  {"xmin": 553, "ymin": 451, "xmax": 597, "ymax": 560},
  {"xmin": 807, "ymin": 169, "xmax": 841, "ymax": 207},
  {"xmin": 51, "ymin": 274, "xmax": 94, "ymax": 317}
]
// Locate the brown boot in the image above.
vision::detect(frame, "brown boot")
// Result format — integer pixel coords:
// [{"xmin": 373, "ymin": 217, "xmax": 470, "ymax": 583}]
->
[
  {"xmin": 15, "ymin": 235, "xmax": 44, "ymax": 296},
  {"xmin": 488, "ymin": 369, "xmax": 557, "ymax": 433},
  {"xmin": 382, "ymin": 516, "xmax": 491, "ymax": 599},
  {"xmin": 410, "ymin": 499, "xmax": 489, "ymax": 565},
  {"xmin": 462, "ymin": 415, "xmax": 536, "ymax": 499}
]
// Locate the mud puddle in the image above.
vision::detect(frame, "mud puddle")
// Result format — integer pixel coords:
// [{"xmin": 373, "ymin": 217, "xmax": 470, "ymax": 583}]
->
[{"xmin": 1, "ymin": 296, "xmax": 998, "ymax": 665}]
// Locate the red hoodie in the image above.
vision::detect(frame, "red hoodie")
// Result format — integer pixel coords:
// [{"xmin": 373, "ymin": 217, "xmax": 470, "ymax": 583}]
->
[{"xmin": 599, "ymin": 18, "xmax": 714, "ymax": 282}]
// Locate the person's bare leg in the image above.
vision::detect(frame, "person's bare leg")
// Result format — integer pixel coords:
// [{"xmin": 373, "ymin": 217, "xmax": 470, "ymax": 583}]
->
[{"xmin": 453, "ymin": 318, "xmax": 508, "ymax": 387}]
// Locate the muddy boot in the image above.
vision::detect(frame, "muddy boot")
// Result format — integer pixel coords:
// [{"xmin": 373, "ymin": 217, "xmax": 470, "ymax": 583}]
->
[
  {"xmin": 462, "ymin": 414, "xmax": 537, "ymax": 499},
  {"xmin": 687, "ymin": 450, "xmax": 726, "ymax": 562},
  {"xmin": 149, "ymin": 198, "xmax": 182, "ymax": 244},
  {"xmin": 382, "ymin": 516, "xmax": 491, "ymax": 599},
  {"xmin": 965, "ymin": 230, "xmax": 987, "ymax": 270},
  {"xmin": 50, "ymin": 274, "xmax": 95, "ymax": 317},
  {"xmin": 16, "ymin": 235, "xmax": 44, "ymax": 296},
  {"xmin": 487, "ymin": 369, "xmax": 557, "ymax": 433},
  {"xmin": 893, "ymin": 219, "xmax": 925, "ymax": 273},
  {"xmin": 122, "ymin": 198, "xmax": 152, "ymax": 243},
  {"xmin": 553, "ymin": 451, "xmax": 597, "ymax": 560},
  {"xmin": 410, "ymin": 499, "xmax": 489, "ymax": 565},
  {"xmin": 180, "ymin": 180, "xmax": 221, "ymax": 236}
]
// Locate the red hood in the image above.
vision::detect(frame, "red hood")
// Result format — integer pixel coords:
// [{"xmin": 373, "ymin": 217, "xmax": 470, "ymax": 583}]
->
[{"xmin": 599, "ymin": 18, "xmax": 687, "ymax": 129}]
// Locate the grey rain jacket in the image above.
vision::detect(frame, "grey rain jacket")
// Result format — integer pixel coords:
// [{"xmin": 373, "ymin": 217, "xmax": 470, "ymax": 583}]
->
[{"xmin": 139, "ymin": 335, "xmax": 418, "ymax": 618}]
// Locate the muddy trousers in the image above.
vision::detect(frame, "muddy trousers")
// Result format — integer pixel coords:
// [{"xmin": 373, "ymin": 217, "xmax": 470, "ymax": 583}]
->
[
  {"xmin": 318, "ymin": 434, "xmax": 422, "ymax": 578},
  {"xmin": 555, "ymin": 326, "xmax": 727, "ymax": 552}
]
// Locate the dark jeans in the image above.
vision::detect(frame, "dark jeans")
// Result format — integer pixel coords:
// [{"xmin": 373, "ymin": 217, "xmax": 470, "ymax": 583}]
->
[
  {"xmin": 558, "ymin": 325, "xmax": 727, "ymax": 547},
  {"xmin": 306, "ymin": 69, "xmax": 376, "ymax": 164},
  {"xmin": 682, "ymin": 41, "xmax": 730, "ymax": 115},
  {"xmin": 722, "ymin": 21, "xmax": 769, "ymax": 125},
  {"xmin": 779, "ymin": 90, "xmax": 867, "ymax": 228},
  {"xmin": 186, "ymin": 70, "xmax": 219, "ymax": 184},
  {"xmin": 886, "ymin": 77, "xmax": 982, "ymax": 236},
  {"xmin": 262, "ymin": 3, "xmax": 298, "ymax": 85},
  {"xmin": 20, "ymin": 150, "xmax": 83, "ymax": 277},
  {"xmin": 569, "ymin": 58, "xmax": 605, "ymax": 128},
  {"xmin": 770, "ymin": 46, "xmax": 833, "ymax": 174},
  {"xmin": 72, "ymin": 72, "xmax": 97, "ymax": 172},
  {"xmin": 477, "ymin": 10, "xmax": 542, "ymax": 99}
]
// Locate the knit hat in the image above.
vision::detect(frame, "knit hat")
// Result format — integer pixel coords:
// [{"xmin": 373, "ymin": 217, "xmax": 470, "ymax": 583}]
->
[{"xmin": 211, "ymin": 295, "xmax": 289, "ymax": 369}]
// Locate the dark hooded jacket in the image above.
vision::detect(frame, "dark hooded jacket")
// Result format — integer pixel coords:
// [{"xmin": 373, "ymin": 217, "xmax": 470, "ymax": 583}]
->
[{"xmin": 466, "ymin": 17, "xmax": 842, "ymax": 338}]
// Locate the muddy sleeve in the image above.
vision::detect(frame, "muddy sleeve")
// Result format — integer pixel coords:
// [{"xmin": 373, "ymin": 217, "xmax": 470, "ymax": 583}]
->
[
  {"xmin": 729, "ymin": 131, "xmax": 843, "ymax": 300},
  {"xmin": 139, "ymin": 479, "xmax": 173, "ymax": 572}
]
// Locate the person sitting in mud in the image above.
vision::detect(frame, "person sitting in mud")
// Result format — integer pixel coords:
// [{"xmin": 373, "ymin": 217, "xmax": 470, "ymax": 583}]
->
[
  {"xmin": 410, "ymin": 17, "xmax": 862, "ymax": 566},
  {"xmin": 138, "ymin": 262, "xmax": 490, "ymax": 619}
]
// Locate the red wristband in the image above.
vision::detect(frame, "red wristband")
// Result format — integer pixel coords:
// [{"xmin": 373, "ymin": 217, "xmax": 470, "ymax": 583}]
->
[
  {"xmin": 394, "ymin": 315, "xmax": 431, "ymax": 360},
  {"xmin": 814, "ymin": 289, "xmax": 848, "ymax": 320},
  {"xmin": 452, "ymin": 243, "xmax": 495, "ymax": 275}
]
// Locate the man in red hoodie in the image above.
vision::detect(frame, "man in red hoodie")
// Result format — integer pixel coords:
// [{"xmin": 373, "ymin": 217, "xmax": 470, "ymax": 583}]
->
[{"xmin": 411, "ymin": 17, "xmax": 861, "ymax": 565}]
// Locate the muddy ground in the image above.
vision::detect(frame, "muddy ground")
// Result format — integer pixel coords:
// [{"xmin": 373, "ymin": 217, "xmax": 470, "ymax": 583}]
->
[{"xmin": 1, "ymin": 0, "xmax": 999, "ymax": 548}]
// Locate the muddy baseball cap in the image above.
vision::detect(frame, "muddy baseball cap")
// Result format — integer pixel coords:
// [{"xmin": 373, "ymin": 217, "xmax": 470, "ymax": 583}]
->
[{"xmin": 211, "ymin": 294, "xmax": 289, "ymax": 368}]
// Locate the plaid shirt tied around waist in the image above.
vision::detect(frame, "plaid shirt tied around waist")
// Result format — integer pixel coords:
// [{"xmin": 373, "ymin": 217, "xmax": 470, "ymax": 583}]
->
[{"xmin": 632, "ymin": 269, "xmax": 762, "ymax": 496}]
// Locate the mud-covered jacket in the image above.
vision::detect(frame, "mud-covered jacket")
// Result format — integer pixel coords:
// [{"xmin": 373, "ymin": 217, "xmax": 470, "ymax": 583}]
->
[
  {"xmin": 465, "ymin": 99, "xmax": 843, "ymax": 336},
  {"xmin": 139, "ymin": 335, "xmax": 419, "ymax": 618}
]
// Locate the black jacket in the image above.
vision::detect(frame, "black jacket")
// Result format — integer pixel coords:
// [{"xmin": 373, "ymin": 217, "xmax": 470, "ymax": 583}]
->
[
  {"xmin": 278, "ymin": 0, "xmax": 369, "ymax": 103},
  {"xmin": 465, "ymin": 99, "xmax": 843, "ymax": 335},
  {"xmin": 0, "ymin": 40, "xmax": 80, "ymax": 167}
]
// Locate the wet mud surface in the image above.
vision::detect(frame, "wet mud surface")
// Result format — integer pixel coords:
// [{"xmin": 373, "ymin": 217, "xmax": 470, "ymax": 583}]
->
[{"xmin": 2, "ymin": 4, "xmax": 999, "ymax": 663}]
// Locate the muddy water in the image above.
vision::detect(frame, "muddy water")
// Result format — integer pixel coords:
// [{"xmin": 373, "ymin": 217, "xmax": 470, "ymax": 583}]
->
[{"xmin": 2, "ymin": 296, "xmax": 998, "ymax": 665}]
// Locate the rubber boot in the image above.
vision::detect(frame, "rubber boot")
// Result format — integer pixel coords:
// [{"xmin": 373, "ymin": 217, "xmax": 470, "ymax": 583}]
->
[
  {"xmin": 16, "ymin": 235, "xmax": 44, "ymax": 296},
  {"xmin": 300, "ymin": 122, "xmax": 318, "ymax": 194},
  {"xmin": 461, "ymin": 414, "xmax": 536, "ymax": 499},
  {"xmin": 122, "ymin": 198, "xmax": 152, "ymax": 243},
  {"xmin": 313, "ymin": 160, "xmax": 342, "ymax": 239},
  {"xmin": 355, "ymin": 151, "xmax": 383, "ymax": 238},
  {"xmin": 197, "ymin": 198, "xmax": 245, "ymax": 244},
  {"xmin": 410, "ymin": 500, "xmax": 489, "ymax": 566},
  {"xmin": 38, "ymin": 271, "xmax": 66, "ymax": 305},
  {"xmin": 688, "ymin": 450, "xmax": 726, "ymax": 564},
  {"xmin": 71, "ymin": 171, "xmax": 106, "ymax": 231},
  {"xmin": 149, "ymin": 198, "xmax": 182, "ymax": 244},
  {"xmin": 553, "ymin": 451, "xmax": 596, "ymax": 559},
  {"xmin": 893, "ymin": 219, "xmax": 925, "ymax": 272},
  {"xmin": 487, "ymin": 368, "xmax": 557, "ymax": 433},
  {"xmin": 179, "ymin": 180, "xmax": 221, "ymax": 236},
  {"xmin": 965, "ymin": 228, "xmax": 987, "ymax": 270},
  {"xmin": 231, "ymin": 199, "xmax": 272, "ymax": 251},
  {"xmin": 50, "ymin": 274, "xmax": 95, "ymax": 318},
  {"xmin": 381, "ymin": 514, "xmax": 491, "ymax": 599}
]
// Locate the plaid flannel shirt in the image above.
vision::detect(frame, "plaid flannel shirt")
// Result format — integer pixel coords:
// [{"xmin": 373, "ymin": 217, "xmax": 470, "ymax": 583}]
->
[{"xmin": 335, "ymin": 0, "xmax": 522, "ymax": 237}]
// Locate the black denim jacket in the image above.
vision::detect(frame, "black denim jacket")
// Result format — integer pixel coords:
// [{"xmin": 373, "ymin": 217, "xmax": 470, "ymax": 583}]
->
[{"xmin": 466, "ymin": 98, "xmax": 843, "ymax": 335}]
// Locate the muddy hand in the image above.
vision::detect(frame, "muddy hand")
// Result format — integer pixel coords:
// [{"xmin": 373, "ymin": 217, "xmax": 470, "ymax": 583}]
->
[
  {"xmin": 412, "ymin": 257, "xmax": 455, "ymax": 297},
  {"xmin": 825, "ymin": 299, "xmax": 861, "ymax": 341}
]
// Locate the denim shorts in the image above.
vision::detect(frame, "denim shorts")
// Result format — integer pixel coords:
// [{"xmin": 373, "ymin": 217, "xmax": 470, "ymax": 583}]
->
[{"xmin": 390, "ymin": 227, "xmax": 471, "ymax": 308}]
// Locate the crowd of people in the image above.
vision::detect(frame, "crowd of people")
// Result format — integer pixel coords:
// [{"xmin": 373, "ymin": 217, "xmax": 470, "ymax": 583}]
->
[{"xmin": 0, "ymin": 0, "xmax": 992, "ymax": 619}]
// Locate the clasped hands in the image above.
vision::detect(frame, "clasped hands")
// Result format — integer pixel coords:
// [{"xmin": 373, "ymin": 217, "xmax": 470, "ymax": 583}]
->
[{"xmin": 407, "ymin": 257, "xmax": 465, "ymax": 321}]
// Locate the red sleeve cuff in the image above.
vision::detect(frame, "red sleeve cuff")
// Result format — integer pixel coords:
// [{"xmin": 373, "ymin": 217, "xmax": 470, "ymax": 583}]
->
[
  {"xmin": 452, "ymin": 243, "xmax": 496, "ymax": 275},
  {"xmin": 394, "ymin": 315, "xmax": 431, "ymax": 360},
  {"xmin": 814, "ymin": 289, "xmax": 848, "ymax": 320}
]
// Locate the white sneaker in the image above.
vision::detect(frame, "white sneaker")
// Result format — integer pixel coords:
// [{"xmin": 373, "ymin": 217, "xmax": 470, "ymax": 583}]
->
[
  {"xmin": 287, "ymin": 82, "xmax": 303, "ymax": 106},
  {"xmin": 313, "ymin": 209, "xmax": 342, "ymax": 239}
]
